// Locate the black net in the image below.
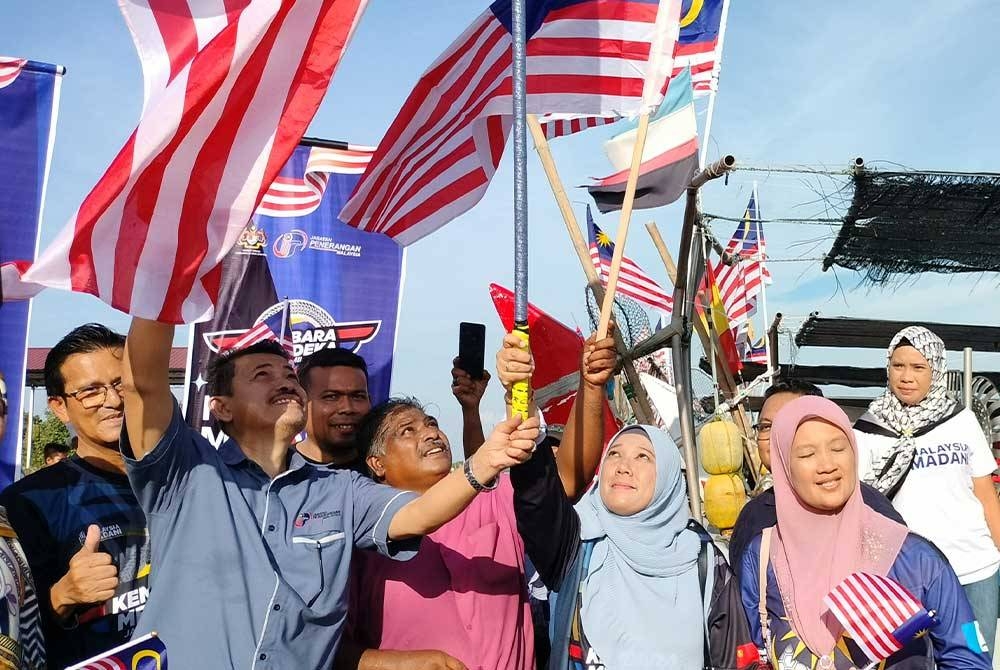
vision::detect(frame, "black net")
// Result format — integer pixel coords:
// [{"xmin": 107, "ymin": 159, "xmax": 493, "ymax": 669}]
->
[{"xmin": 824, "ymin": 169, "xmax": 1000, "ymax": 284}]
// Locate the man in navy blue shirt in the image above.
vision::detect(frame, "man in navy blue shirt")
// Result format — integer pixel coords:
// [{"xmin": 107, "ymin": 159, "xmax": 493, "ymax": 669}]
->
[
  {"xmin": 121, "ymin": 318, "xmax": 539, "ymax": 669},
  {"xmin": 0, "ymin": 324, "xmax": 150, "ymax": 668}
]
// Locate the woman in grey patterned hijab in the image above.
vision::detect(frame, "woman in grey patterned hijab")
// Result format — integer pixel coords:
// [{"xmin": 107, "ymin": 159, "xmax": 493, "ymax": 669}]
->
[{"xmin": 860, "ymin": 326, "xmax": 957, "ymax": 496}]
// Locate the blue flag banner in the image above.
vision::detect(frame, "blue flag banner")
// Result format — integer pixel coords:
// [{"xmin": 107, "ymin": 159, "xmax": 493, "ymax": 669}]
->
[
  {"xmin": 185, "ymin": 142, "xmax": 404, "ymax": 446},
  {"xmin": 0, "ymin": 58, "xmax": 63, "ymax": 485},
  {"xmin": 66, "ymin": 632, "xmax": 167, "ymax": 669}
]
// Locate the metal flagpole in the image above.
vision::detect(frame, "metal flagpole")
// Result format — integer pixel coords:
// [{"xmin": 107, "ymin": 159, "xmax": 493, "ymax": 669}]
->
[
  {"xmin": 510, "ymin": 0, "xmax": 531, "ymax": 418},
  {"xmin": 754, "ymin": 180, "xmax": 774, "ymax": 374},
  {"xmin": 697, "ymin": 0, "xmax": 732, "ymax": 167}
]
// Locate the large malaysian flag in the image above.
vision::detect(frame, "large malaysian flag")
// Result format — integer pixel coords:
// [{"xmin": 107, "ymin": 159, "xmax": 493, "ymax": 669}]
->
[
  {"xmin": 2, "ymin": 0, "xmax": 369, "ymax": 323},
  {"xmin": 341, "ymin": 0, "xmax": 683, "ymax": 245}
]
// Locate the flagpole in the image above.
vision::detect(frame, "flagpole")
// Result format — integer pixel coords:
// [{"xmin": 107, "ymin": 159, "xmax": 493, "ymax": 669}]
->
[
  {"xmin": 596, "ymin": 112, "xmax": 650, "ymax": 340},
  {"xmin": 753, "ymin": 180, "xmax": 773, "ymax": 374},
  {"xmin": 510, "ymin": 0, "xmax": 531, "ymax": 419},
  {"xmin": 526, "ymin": 114, "xmax": 655, "ymax": 424},
  {"xmin": 698, "ymin": 0, "xmax": 732, "ymax": 167}
]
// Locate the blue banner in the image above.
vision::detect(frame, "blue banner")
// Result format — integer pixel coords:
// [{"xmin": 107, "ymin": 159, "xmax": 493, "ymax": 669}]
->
[
  {"xmin": 0, "ymin": 59, "xmax": 63, "ymax": 485},
  {"xmin": 185, "ymin": 143, "xmax": 404, "ymax": 445}
]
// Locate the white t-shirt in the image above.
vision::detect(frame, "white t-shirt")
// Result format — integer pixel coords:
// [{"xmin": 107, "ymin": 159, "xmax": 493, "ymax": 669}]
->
[{"xmin": 855, "ymin": 408, "xmax": 1000, "ymax": 584}]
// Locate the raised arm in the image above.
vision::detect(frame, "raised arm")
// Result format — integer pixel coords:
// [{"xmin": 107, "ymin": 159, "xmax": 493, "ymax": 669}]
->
[
  {"xmin": 556, "ymin": 331, "xmax": 616, "ymax": 500},
  {"xmin": 387, "ymin": 414, "xmax": 539, "ymax": 540},
  {"xmin": 450, "ymin": 357, "xmax": 489, "ymax": 459},
  {"xmin": 495, "ymin": 330, "xmax": 616, "ymax": 501},
  {"xmin": 121, "ymin": 317, "xmax": 175, "ymax": 460}
]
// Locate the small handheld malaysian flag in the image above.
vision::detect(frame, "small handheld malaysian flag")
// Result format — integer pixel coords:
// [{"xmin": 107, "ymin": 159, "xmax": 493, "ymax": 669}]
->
[
  {"xmin": 824, "ymin": 572, "xmax": 939, "ymax": 667},
  {"xmin": 224, "ymin": 300, "xmax": 295, "ymax": 358},
  {"xmin": 66, "ymin": 632, "xmax": 167, "ymax": 670}
]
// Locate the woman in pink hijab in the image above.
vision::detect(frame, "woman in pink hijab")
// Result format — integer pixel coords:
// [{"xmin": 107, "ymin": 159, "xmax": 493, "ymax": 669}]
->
[{"xmin": 738, "ymin": 395, "xmax": 991, "ymax": 670}]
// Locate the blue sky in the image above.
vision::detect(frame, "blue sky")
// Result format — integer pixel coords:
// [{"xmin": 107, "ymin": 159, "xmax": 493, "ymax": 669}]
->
[{"xmin": 4, "ymin": 1, "xmax": 1000, "ymax": 440}]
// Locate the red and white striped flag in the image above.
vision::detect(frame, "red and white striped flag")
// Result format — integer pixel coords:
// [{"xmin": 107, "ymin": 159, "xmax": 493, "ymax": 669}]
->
[
  {"xmin": 824, "ymin": 572, "xmax": 939, "ymax": 664},
  {"xmin": 535, "ymin": 112, "xmax": 620, "ymax": 140},
  {"xmin": 0, "ymin": 57, "xmax": 27, "ymax": 89},
  {"xmin": 256, "ymin": 143, "xmax": 374, "ymax": 218},
  {"xmin": 2, "ymin": 0, "xmax": 369, "ymax": 323},
  {"xmin": 715, "ymin": 190, "xmax": 770, "ymax": 326},
  {"xmin": 340, "ymin": 0, "xmax": 683, "ymax": 246},
  {"xmin": 588, "ymin": 206, "xmax": 672, "ymax": 314}
]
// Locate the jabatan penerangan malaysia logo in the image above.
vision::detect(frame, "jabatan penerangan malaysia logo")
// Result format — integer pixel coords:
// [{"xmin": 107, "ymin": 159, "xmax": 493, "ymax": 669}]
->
[{"xmin": 203, "ymin": 300, "xmax": 380, "ymax": 362}]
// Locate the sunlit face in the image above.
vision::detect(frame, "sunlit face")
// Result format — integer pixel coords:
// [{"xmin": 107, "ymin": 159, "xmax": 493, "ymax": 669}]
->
[
  {"xmin": 888, "ymin": 345, "xmax": 932, "ymax": 406},
  {"xmin": 368, "ymin": 406, "xmax": 452, "ymax": 493},
  {"xmin": 787, "ymin": 418, "xmax": 857, "ymax": 512},
  {"xmin": 304, "ymin": 366, "xmax": 371, "ymax": 453},
  {"xmin": 212, "ymin": 354, "xmax": 306, "ymax": 437},
  {"xmin": 48, "ymin": 348, "xmax": 124, "ymax": 451},
  {"xmin": 756, "ymin": 392, "xmax": 801, "ymax": 472},
  {"xmin": 599, "ymin": 432, "xmax": 657, "ymax": 516}
]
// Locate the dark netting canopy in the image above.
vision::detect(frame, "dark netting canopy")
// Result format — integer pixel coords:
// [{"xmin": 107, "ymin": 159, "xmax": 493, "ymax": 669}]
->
[
  {"xmin": 794, "ymin": 315, "xmax": 1000, "ymax": 352},
  {"xmin": 823, "ymin": 169, "xmax": 1000, "ymax": 282}
]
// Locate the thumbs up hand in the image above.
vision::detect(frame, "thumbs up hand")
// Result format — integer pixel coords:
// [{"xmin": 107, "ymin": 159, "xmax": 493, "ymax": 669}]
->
[{"xmin": 50, "ymin": 524, "xmax": 119, "ymax": 621}]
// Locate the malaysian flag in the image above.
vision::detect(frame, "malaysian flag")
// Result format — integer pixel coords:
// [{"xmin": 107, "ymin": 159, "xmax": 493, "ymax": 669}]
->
[
  {"xmin": 225, "ymin": 301, "xmax": 295, "ymax": 357},
  {"xmin": 536, "ymin": 112, "xmax": 620, "ymax": 140},
  {"xmin": 0, "ymin": 57, "xmax": 26, "ymax": 89},
  {"xmin": 716, "ymin": 189, "xmax": 771, "ymax": 325},
  {"xmin": 340, "ymin": 0, "xmax": 683, "ymax": 245},
  {"xmin": 1, "ymin": 0, "xmax": 369, "ymax": 323},
  {"xmin": 588, "ymin": 206, "xmax": 673, "ymax": 314},
  {"xmin": 673, "ymin": 0, "xmax": 725, "ymax": 95},
  {"xmin": 256, "ymin": 143, "xmax": 374, "ymax": 218},
  {"xmin": 66, "ymin": 633, "xmax": 167, "ymax": 670},
  {"xmin": 824, "ymin": 572, "xmax": 939, "ymax": 665}
]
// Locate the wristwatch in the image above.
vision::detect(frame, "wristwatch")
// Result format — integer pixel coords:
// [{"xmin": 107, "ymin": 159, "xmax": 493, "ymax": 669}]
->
[{"xmin": 463, "ymin": 458, "xmax": 498, "ymax": 492}]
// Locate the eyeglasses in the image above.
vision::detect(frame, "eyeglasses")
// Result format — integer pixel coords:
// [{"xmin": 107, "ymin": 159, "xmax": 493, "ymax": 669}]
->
[
  {"xmin": 753, "ymin": 422, "xmax": 772, "ymax": 440},
  {"xmin": 63, "ymin": 380, "xmax": 124, "ymax": 409}
]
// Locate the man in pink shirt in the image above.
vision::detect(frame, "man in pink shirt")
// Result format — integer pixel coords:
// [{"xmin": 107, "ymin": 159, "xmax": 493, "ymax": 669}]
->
[{"xmin": 340, "ymin": 333, "xmax": 616, "ymax": 670}]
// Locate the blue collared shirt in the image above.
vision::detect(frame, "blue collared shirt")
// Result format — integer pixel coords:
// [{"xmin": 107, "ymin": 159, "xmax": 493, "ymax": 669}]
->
[{"xmin": 122, "ymin": 403, "xmax": 418, "ymax": 669}]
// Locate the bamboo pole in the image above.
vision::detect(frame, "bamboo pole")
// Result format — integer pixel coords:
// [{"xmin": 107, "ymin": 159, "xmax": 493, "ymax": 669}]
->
[
  {"xmin": 596, "ymin": 113, "xmax": 650, "ymax": 339},
  {"xmin": 526, "ymin": 114, "xmax": 655, "ymax": 425}
]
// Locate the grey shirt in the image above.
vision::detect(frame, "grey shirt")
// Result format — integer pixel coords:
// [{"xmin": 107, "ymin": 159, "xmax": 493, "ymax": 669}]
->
[{"xmin": 122, "ymin": 403, "xmax": 418, "ymax": 669}]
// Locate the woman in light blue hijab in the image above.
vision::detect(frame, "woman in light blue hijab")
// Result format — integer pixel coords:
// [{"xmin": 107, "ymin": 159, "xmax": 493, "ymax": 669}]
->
[{"xmin": 511, "ymin": 424, "xmax": 753, "ymax": 670}]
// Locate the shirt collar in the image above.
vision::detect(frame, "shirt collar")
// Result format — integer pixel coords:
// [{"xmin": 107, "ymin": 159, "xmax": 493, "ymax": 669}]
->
[{"xmin": 219, "ymin": 438, "xmax": 312, "ymax": 474}]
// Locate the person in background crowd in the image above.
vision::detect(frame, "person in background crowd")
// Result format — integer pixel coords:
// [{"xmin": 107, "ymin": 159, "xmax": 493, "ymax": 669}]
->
[
  {"xmin": 340, "ymin": 333, "xmax": 615, "ymax": 670},
  {"xmin": 729, "ymin": 380, "xmax": 902, "ymax": 581},
  {"xmin": 855, "ymin": 326, "xmax": 1000, "ymax": 651},
  {"xmin": 42, "ymin": 442, "xmax": 69, "ymax": 467},
  {"xmin": 0, "ymin": 372, "xmax": 45, "ymax": 670},
  {"xmin": 741, "ymin": 396, "xmax": 991, "ymax": 669},
  {"xmin": 296, "ymin": 348, "xmax": 372, "ymax": 470},
  {"xmin": 121, "ymin": 318, "xmax": 538, "ymax": 669},
  {"xmin": 0, "ymin": 324, "xmax": 148, "ymax": 668}
]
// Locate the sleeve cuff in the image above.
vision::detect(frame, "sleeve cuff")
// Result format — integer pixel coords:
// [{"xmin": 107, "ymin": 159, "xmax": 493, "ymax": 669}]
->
[
  {"xmin": 120, "ymin": 400, "xmax": 185, "ymax": 470},
  {"xmin": 371, "ymin": 490, "xmax": 421, "ymax": 560}
]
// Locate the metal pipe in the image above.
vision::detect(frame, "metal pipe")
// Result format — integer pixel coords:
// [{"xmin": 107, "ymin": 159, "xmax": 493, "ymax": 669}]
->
[
  {"xmin": 964, "ymin": 347, "xmax": 974, "ymax": 409},
  {"xmin": 690, "ymin": 154, "xmax": 736, "ymax": 189},
  {"xmin": 768, "ymin": 312, "xmax": 783, "ymax": 373},
  {"xmin": 511, "ymin": 0, "xmax": 528, "ymax": 324}
]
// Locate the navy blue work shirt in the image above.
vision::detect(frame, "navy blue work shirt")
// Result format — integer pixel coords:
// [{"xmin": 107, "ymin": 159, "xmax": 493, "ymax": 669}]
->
[{"xmin": 122, "ymin": 402, "xmax": 418, "ymax": 669}]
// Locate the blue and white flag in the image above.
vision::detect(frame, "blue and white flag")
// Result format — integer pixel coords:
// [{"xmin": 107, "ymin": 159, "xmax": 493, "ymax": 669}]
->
[{"xmin": 0, "ymin": 57, "xmax": 63, "ymax": 484}]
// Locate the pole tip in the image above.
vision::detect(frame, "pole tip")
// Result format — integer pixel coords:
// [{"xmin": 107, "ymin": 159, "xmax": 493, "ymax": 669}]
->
[{"xmin": 722, "ymin": 155, "xmax": 736, "ymax": 168}]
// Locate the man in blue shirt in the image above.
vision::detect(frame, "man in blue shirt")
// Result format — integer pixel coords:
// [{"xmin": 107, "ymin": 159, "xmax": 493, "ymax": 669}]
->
[{"xmin": 120, "ymin": 318, "xmax": 538, "ymax": 669}]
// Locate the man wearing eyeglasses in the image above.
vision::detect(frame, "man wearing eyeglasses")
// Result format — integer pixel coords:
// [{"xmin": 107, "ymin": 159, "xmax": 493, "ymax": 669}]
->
[{"xmin": 0, "ymin": 324, "xmax": 150, "ymax": 668}]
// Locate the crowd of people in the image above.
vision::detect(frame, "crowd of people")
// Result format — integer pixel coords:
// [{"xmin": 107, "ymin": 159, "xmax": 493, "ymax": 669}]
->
[{"xmin": 0, "ymin": 318, "xmax": 994, "ymax": 670}]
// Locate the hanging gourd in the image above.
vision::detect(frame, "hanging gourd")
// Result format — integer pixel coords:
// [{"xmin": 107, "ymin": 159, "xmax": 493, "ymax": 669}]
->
[
  {"xmin": 698, "ymin": 418, "xmax": 744, "ymax": 475},
  {"xmin": 703, "ymin": 473, "xmax": 747, "ymax": 530}
]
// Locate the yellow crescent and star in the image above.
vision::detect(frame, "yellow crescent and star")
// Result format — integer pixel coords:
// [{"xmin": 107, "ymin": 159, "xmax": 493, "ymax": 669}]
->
[
  {"xmin": 771, "ymin": 617, "xmax": 888, "ymax": 670},
  {"xmin": 680, "ymin": 0, "xmax": 704, "ymax": 28}
]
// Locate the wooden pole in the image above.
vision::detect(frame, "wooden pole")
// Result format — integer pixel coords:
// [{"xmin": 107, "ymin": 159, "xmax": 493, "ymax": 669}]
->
[
  {"xmin": 645, "ymin": 221, "xmax": 760, "ymax": 479},
  {"xmin": 526, "ymin": 114, "xmax": 655, "ymax": 425},
  {"xmin": 596, "ymin": 113, "xmax": 650, "ymax": 339}
]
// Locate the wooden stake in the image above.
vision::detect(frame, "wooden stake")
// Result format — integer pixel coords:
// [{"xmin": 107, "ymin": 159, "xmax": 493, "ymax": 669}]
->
[
  {"xmin": 596, "ymin": 113, "xmax": 650, "ymax": 339},
  {"xmin": 526, "ymin": 114, "xmax": 655, "ymax": 425}
]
